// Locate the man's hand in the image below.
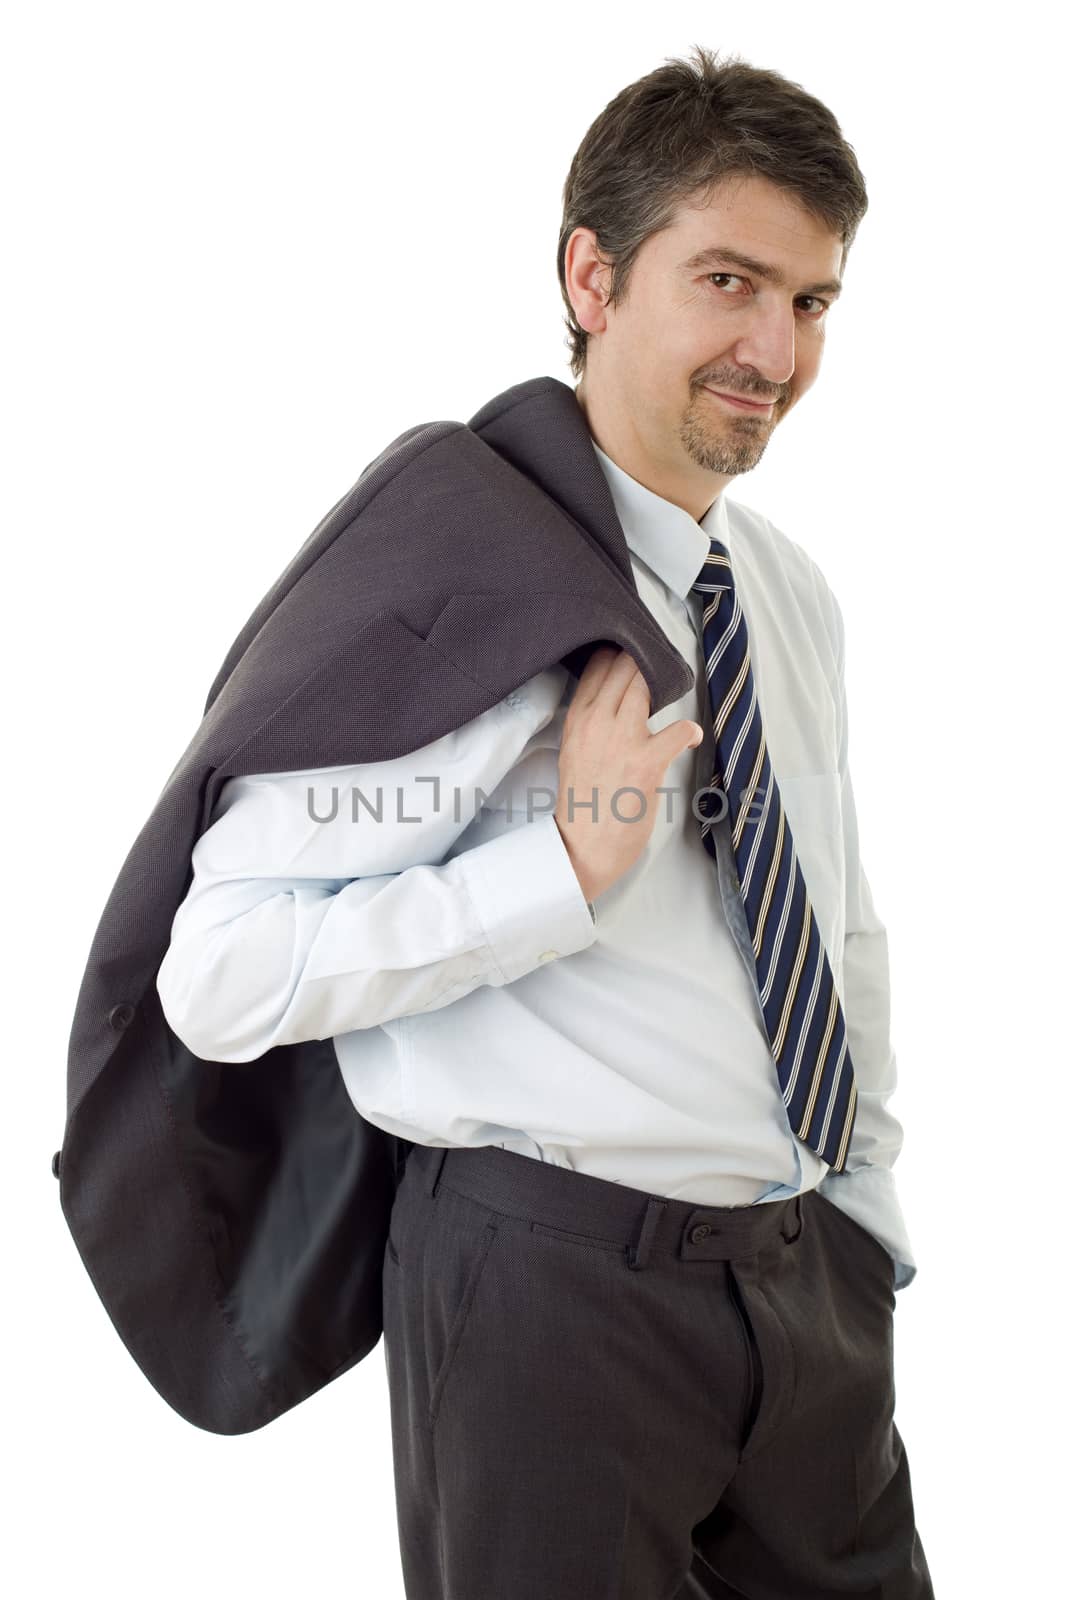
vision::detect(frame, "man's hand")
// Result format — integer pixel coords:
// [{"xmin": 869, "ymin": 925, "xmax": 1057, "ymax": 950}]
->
[{"xmin": 553, "ymin": 646, "xmax": 703, "ymax": 904}]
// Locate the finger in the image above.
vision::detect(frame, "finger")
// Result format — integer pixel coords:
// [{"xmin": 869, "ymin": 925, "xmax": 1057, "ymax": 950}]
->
[
  {"xmin": 614, "ymin": 656, "xmax": 652, "ymax": 725},
  {"xmin": 573, "ymin": 644, "xmax": 638, "ymax": 714}
]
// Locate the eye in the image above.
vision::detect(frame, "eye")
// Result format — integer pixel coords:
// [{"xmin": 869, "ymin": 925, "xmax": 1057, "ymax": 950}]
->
[
  {"xmin": 706, "ymin": 272, "xmax": 745, "ymax": 293},
  {"xmin": 705, "ymin": 273, "xmax": 830, "ymax": 319}
]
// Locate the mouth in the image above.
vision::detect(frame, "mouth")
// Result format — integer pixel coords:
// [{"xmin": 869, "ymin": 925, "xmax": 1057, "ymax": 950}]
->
[{"xmin": 702, "ymin": 385, "xmax": 776, "ymax": 416}]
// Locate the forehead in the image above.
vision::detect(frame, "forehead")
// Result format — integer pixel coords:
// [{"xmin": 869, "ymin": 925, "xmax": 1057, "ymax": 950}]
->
[{"xmin": 656, "ymin": 176, "xmax": 844, "ymax": 278}]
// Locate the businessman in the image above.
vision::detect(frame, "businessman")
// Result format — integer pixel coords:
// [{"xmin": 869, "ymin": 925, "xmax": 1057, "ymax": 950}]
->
[{"xmin": 157, "ymin": 43, "xmax": 934, "ymax": 1600}]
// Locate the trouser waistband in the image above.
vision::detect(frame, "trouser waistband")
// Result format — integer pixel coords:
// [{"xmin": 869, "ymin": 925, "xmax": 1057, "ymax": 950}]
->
[{"xmin": 405, "ymin": 1141, "xmax": 804, "ymax": 1270}]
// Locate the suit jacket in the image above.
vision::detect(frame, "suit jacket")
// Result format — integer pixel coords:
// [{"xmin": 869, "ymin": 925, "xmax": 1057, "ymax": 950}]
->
[{"xmin": 56, "ymin": 374, "xmax": 697, "ymax": 1436}]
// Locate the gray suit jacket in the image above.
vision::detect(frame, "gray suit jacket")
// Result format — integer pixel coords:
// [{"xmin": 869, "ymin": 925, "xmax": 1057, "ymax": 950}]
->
[{"xmin": 57, "ymin": 374, "xmax": 696, "ymax": 1435}]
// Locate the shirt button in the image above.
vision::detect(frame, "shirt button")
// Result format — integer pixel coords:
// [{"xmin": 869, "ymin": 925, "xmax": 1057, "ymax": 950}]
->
[{"xmin": 538, "ymin": 950, "xmax": 559, "ymax": 963}]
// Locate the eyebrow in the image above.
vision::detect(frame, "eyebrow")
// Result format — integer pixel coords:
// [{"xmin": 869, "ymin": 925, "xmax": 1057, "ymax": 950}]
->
[{"xmin": 680, "ymin": 245, "xmax": 843, "ymax": 299}]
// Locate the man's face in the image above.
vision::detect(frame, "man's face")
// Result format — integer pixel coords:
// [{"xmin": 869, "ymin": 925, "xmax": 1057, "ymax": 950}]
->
[{"xmin": 576, "ymin": 174, "xmax": 845, "ymax": 483}]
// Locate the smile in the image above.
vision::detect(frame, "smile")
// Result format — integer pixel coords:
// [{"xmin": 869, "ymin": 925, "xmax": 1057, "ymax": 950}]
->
[{"xmin": 702, "ymin": 386, "xmax": 776, "ymax": 416}]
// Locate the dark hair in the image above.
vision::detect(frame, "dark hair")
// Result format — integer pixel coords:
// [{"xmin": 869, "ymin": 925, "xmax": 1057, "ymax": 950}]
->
[{"xmin": 556, "ymin": 44, "xmax": 869, "ymax": 379}]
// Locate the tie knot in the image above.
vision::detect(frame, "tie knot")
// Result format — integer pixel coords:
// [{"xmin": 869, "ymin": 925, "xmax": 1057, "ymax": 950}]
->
[{"xmin": 690, "ymin": 536, "xmax": 733, "ymax": 596}]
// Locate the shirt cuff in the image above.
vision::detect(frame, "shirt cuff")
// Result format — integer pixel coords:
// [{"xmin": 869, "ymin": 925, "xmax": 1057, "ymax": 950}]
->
[
  {"xmin": 816, "ymin": 1163, "xmax": 919, "ymax": 1292},
  {"xmin": 457, "ymin": 815, "xmax": 599, "ymax": 985}
]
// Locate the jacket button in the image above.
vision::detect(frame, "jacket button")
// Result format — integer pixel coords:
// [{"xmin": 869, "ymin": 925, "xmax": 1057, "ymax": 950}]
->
[
  {"xmin": 538, "ymin": 950, "xmax": 559, "ymax": 963},
  {"xmin": 52, "ymin": 1149, "xmax": 61, "ymax": 1179},
  {"xmin": 108, "ymin": 1002, "xmax": 136, "ymax": 1031}
]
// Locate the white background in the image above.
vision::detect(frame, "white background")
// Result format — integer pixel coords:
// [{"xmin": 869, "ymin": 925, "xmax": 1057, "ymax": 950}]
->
[{"xmin": 5, "ymin": 3, "xmax": 1063, "ymax": 1595}]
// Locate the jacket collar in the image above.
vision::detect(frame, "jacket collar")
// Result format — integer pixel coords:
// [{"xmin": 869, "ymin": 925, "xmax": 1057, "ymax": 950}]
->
[{"xmin": 463, "ymin": 375, "xmax": 697, "ymax": 714}]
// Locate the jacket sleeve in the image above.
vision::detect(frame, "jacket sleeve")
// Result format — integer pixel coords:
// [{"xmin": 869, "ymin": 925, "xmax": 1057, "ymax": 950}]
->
[{"xmin": 156, "ymin": 677, "xmax": 598, "ymax": 1063}]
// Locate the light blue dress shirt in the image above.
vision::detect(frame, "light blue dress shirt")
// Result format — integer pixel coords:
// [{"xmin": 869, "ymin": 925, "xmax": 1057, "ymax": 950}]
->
[{"xmin": 157, "ymin": 436, "xmax": 918, "ymax": 1290}]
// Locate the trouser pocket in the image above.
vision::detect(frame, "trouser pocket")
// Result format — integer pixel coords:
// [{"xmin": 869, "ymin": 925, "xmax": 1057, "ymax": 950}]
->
[{"xmin": 422, "ymin": 1185, "xmax": 502, "ymax": 1433}]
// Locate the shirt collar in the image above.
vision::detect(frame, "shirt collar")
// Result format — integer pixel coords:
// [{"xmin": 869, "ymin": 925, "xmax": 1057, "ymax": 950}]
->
[{"xmin": 589, "ymin": 436, "xmax": 731, "ymax": 605}]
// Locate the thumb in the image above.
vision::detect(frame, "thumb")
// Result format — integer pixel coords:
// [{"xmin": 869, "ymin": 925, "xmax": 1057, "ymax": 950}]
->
[{"xmin": 653, "ymin": 719, "xmax": 704, "ymax": 761}]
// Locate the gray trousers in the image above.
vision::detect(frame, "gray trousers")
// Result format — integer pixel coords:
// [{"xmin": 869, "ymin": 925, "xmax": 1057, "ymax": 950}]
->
[{"xmin": 382, "ymin": 1140, "xmax": 934, "ymax": 1599}]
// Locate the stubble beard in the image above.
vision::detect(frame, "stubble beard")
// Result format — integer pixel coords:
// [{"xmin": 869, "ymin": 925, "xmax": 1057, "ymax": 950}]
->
[{"xmin": 679, "ymin": 387, "xmax": 776, "ymax": 476}]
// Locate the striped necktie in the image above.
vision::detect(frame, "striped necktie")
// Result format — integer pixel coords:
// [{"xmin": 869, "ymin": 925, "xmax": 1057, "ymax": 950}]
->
[{"xmin": 691, "ymin": 537, "xmax": 856, "ymax": 1174}]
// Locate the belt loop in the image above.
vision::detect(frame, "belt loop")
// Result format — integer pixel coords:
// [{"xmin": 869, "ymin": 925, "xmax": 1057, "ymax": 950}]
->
[
  {"xmin": 425, "ymin": 1146, "xmax": 448, "ymax": 1199},
  {"xmin": 782, "ymin": 1192, "xmax": 803, "ymax": 1245},
  {"xmin": 626, "ymin": 1197, "xmax": 667, "ymax": 1270}
]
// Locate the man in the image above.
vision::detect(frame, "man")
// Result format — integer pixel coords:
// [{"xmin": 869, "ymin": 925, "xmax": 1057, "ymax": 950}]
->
[{"xmin": 156, "ymin": 45, "xmax": 934, "ymax": 1600}]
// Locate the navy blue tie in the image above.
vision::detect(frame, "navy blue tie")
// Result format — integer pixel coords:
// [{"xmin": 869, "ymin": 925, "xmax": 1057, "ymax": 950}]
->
[{"xmin": 691, "ymin": 537, "xmax": 856, "ymax": 1174}]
